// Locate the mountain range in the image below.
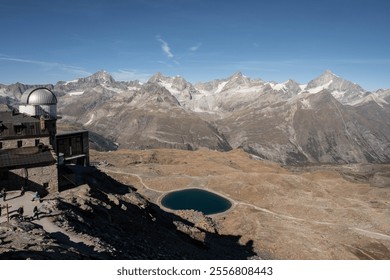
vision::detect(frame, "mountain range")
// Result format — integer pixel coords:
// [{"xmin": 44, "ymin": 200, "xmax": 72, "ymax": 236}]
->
[{"xmin": 1, "ymin": 70, "xmax": 390, "ymax": 164}]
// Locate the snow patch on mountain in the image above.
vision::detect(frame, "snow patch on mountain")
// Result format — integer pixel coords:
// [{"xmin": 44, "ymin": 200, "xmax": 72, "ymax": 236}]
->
[
  {"xmin": 64, "ymin": 79, "xmax": 78, "ymax": 85},
  {"xmin": 159, "ymin": 80, "xmax": 181, "ymax": 95},
  {"xmin": 102, "ymin": 85, "xmax": 125, "ymax": 94},
  {"xmin": 85, "ymin": 114, "xmax": 94, "ymax": 125},
  {"xmin": 306, "ymin": 81, "xmax": 333, "ymax": 94},
  {"xmin": 299, "ymin": 84, "xmax": 307, "ymax": 91},
  {"xmin": 267, "ymin": 82, "xmax": 286, "ymax": 91},
  {"xmin": 69, "ymin": 91, "xmax": 85, "ymax": 96},
  {"xmin": 215, "ymin": 81, "xmax": 228, "ymax": 93}
]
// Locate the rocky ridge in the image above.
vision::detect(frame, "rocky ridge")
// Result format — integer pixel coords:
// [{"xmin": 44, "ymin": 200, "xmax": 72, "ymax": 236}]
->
[
  {"xmin": 0, "ymin": 163, "xmax": 258, "ymax": 259},
  {"xmin": 1, "ymin": 70, "xmax": 390, "ymax": 164}
]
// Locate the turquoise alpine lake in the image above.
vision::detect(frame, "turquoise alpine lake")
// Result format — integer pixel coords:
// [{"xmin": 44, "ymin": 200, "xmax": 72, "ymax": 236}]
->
[{"xmin": 161, "ymin": 188, "xmax": 232, "ymax": 215}]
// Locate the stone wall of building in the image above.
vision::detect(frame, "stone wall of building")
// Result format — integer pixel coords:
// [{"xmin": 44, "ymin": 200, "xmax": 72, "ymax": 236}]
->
[
  {"xmin": 0, "ymin": 136, "xmax": 50, "ymax": 150},
  {"xmin": 0, "ymin": 164, "xmax": 58, "ymax": 195}
]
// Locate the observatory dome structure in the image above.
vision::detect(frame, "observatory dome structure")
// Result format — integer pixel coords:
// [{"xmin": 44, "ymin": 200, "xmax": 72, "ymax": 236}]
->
[{"xmin": 19, "ymin": 87, "xmax": 57, "ymax": 119}]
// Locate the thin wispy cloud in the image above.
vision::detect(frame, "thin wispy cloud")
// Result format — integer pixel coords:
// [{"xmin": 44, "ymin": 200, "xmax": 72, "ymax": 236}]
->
[
  {"xmin": 156, "ymin": 36, "xmax": 174, "ymax": 58},
  {"xmin": 0, "ymin": 55, "xmax": 91, "ymax": 77},
  {"xmin": 189, "ymin": 43, "xmax": 202, "ymax": 52}
]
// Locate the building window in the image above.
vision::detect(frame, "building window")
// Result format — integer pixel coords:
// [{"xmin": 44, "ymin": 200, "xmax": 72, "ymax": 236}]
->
[
  {"xmin": 17, "ymin": 140, "xmax": 22, "ymax": 148},
  {"xmin": 40, "ymin": 117, "xmax": 46, "ymax": 131},
  {"xmin": 0, "ymin": 142, "xmax": 2, "ymax": 149},
  {"xmin": 14, "ymin": 125, "xmax": 24, "ymax": 135},
  {"xmin": 35, "ymin": 139, "xmax": 40, "ymax": 146}
]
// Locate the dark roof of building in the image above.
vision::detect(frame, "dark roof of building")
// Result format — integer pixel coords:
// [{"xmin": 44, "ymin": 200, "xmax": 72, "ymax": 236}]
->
[
  {"xmin": 0, "ymin": 147, "xmax": 56, "ymax": 169},
  {"xmin": 56, "ymin": 130, "xmax": 89, "ymax": 137},
  {"xmin": 0, "ymin": 111, "xmax": 40, "ymax": 124}
]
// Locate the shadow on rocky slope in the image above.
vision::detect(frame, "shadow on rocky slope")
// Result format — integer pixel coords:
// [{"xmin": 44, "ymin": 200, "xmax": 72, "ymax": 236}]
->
[{"xmin": 1, "ymin": 166, "xmax": 260, "ymax": 259}]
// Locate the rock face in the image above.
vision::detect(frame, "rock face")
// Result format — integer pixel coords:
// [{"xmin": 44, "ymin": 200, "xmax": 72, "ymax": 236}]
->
[
  {"xmin": 1, "ymin": 70, "xmax": 390, "ymax": 164},
  {"xmin": 0, "ymin": 164, "xmax": 259, "ymax": 260},
  {"xmin": 0, "ymin": 221, "xmax": 88, "ymax": 259}
]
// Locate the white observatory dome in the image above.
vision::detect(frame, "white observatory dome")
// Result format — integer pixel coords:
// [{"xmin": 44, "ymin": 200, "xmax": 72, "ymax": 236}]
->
[
  {"xmin": 20, "ymin": 87, "xmax": 57, "ymax": 105},
  {"xmin": 19, "ymin": 87, "xmax": 57, "ymax": 118}
]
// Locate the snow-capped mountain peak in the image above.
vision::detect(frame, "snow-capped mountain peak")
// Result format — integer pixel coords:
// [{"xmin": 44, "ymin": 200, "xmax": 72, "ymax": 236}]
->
[
  {"xmin": 306, "ymin": 70, "xmax": 339, "ymax": 89},
  {"xmin": 304, "ymin": 70, "xmax": 369, "ymax": 104},
  {"xmin": 87, "ymin": 70, "xmax": 115, "ymax": 84},
  {"xmin": 148, "ymin": 72, "xmax": 164, "ymax": 83},
  {"xmin": 147, "ymin": 72, "xmax": 200, "ymax": 106},
  {"xmin": 227, "ymin": 71, "xmax": 249, "ymax": 84}
]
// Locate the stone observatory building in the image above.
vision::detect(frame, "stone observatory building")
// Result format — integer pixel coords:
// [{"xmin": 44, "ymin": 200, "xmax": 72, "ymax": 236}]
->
[
  {"xmin": 0, "ymin": 87, "xmax": 89, "ymax": 195},
  {"xmin": 0, "ymin": 88, "xmax": 58, "ymax": 194}
]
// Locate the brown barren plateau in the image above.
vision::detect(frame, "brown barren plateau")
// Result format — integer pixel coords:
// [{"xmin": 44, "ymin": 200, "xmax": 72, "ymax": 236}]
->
[{"xmin": 92, "ymin": 148, "xmax": 390, "ymax": 259}]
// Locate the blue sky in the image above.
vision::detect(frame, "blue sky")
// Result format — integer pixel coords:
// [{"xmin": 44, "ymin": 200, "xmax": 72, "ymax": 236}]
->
[{"xmin": 0, "ymin": 0, "xmax": 389, "ymax": 90}]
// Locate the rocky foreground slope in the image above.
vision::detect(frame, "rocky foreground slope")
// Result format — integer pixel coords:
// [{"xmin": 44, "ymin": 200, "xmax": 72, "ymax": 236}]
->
[{"xmin": 0, "ymin": 158, "xmax": 256, "ymax": 259}]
